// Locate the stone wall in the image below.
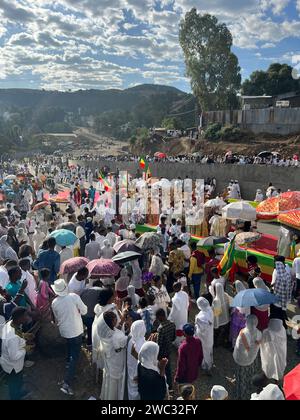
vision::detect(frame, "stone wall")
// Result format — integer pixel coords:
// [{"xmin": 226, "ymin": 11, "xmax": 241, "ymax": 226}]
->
[{"xmin": 69, "ymin": 160, "xmax": 300, "ymax": 200}]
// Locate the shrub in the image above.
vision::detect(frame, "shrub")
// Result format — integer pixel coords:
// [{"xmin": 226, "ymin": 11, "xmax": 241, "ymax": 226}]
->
[{"xmin": 204, "ymin": 123, "xmax": 222, "ymax": 141}]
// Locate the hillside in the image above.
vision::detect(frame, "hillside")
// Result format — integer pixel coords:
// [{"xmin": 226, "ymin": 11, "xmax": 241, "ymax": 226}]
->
[{"xmin": 0, "ymin": 84, "xmax": 192, "ymax": 116}]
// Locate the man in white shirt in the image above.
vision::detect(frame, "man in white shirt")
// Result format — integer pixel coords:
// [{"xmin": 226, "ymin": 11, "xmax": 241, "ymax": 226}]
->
[
  {"xmin": 68, "ymin": 267, "xmax": 89, "ymax": 296},
  {"xmin": 84, "ymin": 233, "xmax": 100, "ymax": 260},
  {"xmin": 60, "ymin": 246, "xmax": 73, "ymax": 267},
  {"xmin": 51, "ymin": 279, "xmax": 87, "ymax": 396},
  {"xmin": 0, "ymin": 307, "xmax": 28, "ymax": 400}
]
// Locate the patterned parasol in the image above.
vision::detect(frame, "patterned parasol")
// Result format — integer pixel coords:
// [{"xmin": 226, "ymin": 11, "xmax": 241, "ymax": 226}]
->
[
  {"xmin": 87, "ymin": 258, "xmax": 121, "ymax": 277},
  {"xmin": 60, "ymin": 257, "xmax": 89, "ymax": 275},
  {"xmin": 135, "ymin": 232, "xmax": 161, "ymax": 251},
  {"xmin": 113, "ymin": 239, "xmax": 142, "ymax": 254}
]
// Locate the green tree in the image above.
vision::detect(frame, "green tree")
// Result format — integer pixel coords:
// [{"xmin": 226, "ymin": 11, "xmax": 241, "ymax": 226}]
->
[
  {"xmin": 161, "ymin": 117, "xmax": 181, "ymax": 130},
  {"xmin": 179, "ymin": 8, "xmax": 241, "ymax": 111},
  {"xmin": 242, "ymin": 63, "xmax": 300, "ymax": 96}
]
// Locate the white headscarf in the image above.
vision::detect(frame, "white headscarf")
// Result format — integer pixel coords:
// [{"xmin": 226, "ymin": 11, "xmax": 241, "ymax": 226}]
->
[
  {"xmin": 116, "ymin": 268, "xmax": 130, "ymax": 292},
  {"xmin": 138, "ymin": 342, "xmax": 160, "ymax": 373},
  {"xmin": 234, "ymin": 281, "xmax": 250, "ymax": 315},
  {"xmin": 97, "ymin": 313, "xmax": 114, "ymax": 341},
  {"xmin": 260, "ymin": 319, "xmax": 287, "ymax": 381},
  {"xmin": 234, "ymin": 280, "xmax": 246, "ymax": 294},
  {"xmin": 254, "ymin": 384, "xmax": 285, "ymax": 400},
  {"xmin": 127, "ymin": 285, "xmax": 139, "ymax": 308},
  {"xmin": 130, "ymin": 320, "xmax": 146, "ymax": 353},
  {"xmin": 233, "ymin": 315, "xmax": 262, "ymax": 367},
  {"xmin": 253, "ymin": 277, "xmax": 270, "ymax": 292},
  {"xmin": 211, "ymin": 385, "xmax": 229, "ymax": 400},
  {"xmin": 197, "ymin": 297, "xmax": 213, "ymax": 325},
  {"xmin": 130, "ymin": 259, "xmax": 142, "ymax": 289},
  {"xmin": 212, "ymin": 283, "xmax": 230, "ymax": 329},
  {"xmin": 253, "ymin": 277, "xmax": 270, "ymax": 311}
]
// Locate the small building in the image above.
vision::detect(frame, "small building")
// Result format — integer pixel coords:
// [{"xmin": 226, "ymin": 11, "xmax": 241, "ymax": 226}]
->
[
  {"xmin": 275, "ymin": 91, "xmax": 300, "ymax": 108},
  {"xmin": 151, "ymin": 128, "xmax": 167, "ymax": 136},
  {"xmin": 240, "ymin": 95, "xmax": 273, "ymax": 110}
]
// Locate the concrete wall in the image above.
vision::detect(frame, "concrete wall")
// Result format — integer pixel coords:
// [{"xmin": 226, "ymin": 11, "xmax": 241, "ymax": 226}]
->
[
  {"xmin": 204, "ymin": 107, "xmax": 300, "ymax": 135},
  {"xmin": 69, "ymin": 160, "xmax": 300, "ymax": 200}
]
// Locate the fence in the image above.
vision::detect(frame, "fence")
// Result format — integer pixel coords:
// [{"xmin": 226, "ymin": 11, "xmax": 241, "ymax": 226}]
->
[{"xmin": 203, "ymin": 107, "xmax": 300, "ymax": 135}]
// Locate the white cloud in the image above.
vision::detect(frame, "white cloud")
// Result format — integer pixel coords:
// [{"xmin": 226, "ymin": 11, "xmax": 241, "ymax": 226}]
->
[{"xmin": 0, "ymin": 0, "xmax": 299, "ymax": 90}]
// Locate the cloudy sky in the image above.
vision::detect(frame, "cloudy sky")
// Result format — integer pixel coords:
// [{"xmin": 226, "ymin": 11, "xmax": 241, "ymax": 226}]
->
[{"xmin": 0, "ymin": 0, "xmax": 299, "ymax": 92}]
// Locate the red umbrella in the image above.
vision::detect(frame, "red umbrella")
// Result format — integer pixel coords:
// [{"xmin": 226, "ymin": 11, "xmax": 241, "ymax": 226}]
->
[
  {"xmin": 60, "ymin": 257, "xmax": 89, "ymax": 275},
  {"xmin": 87, "ymin": 259, "xmax": 121, "ymax": 278},
  {"xmin": 154, "ymin": 152, "xmax": 167, "ymax": 159},
  {"xmin": 284, "ymin": 364, "xmax": 300, "ymax": 400},
  {"xmin": 33, "ymin": 201, "xmax": 49, "ymax": 211}
]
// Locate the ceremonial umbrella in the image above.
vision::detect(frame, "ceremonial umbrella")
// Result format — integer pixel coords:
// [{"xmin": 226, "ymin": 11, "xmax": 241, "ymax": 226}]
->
[
  {"xmin": 87, "ymin": 258, "xmax": 121, "ymax": 278},
  {"xmin": 112, "ymin": 251, "xmax": 141, "ymax": 264},
  {"xmin": 60, "ymin": 257, "xmax": 89, "ymax": 275},
  {"xmin": 278, "ymin": 210, "xmax": 300, "ymax": 230},
  {"xmin": 113, "ymin": 239, "xmax": 141, "ymax": 254},
  {"xmin": 235, "ymin": 232, "xmax": 262, "ymax": 246},
  {"xmin": 257, "ymin": 191, "xmax": 300, "ymax": 220},
  {"xmin": 154, "ymin": 152, "xmax": 167, "ymax": 159},
  {"xmin": 135, "ymin": 232, "xmax": 161, "ymax": 251},
  {"xmin": 49, "ymin": 229, "xmax": 77, "ymax": 247},
  {"xmin": 283, "ymin": 364, "xmax": 300, "ymax": 400},
  {"xmin": 33, "ymin": 201, "xmax": 49, "ymax": 212},
  {"xmin": 222, "ymin": 201, "xmax": 257, "ymax": 221},
  {"xmin": 231, "ymin": 288, "xmax": 279, "ymax": 308}
]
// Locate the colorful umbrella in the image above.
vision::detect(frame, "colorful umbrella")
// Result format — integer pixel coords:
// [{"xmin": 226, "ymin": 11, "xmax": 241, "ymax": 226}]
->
[
  {"xmin": 222, "ymin": 201, "xmax": 257, "ymax": 221},
  {"xmin": 112, "ymin": 251, "xmax": 141, "ymax": 264},
  {"xmin": 235, "ymin": 232, "xmax": 262, "ymax": 245},
  {"xmin": 278, "ymin": 210, "xmax": 300, "ymax": 230},
  {"xmin": 135, "ymin": 232, "xmax": 161, "ymax": 251},
  {"xmin": 283, "ymin": 364, "xmax": 300, "ymax": 400},
  {"xmin": 113, "ymin": 239, "xmax": 142, "ymax": 254},
  {"xmin": 49, "ymin": 229, "xmax": 77, "ymax": 247},
  {"xmin": 154, "ymin": 152, "xmax": 167, "ymax": 159},
  {"xmin": 60, "ymin": 257, "xmax": 89, "ymax": 275},
  {"xmin": 257, "ymin": 191, "xmax": 300, "ymax": 220},
  {"xmin": 87, "ymin": 258, "xmax": 121, "ymax": 277},
  {"xmin": 33, "ymin": 201, "xmax": 49, "ymax": 211},
  {"xmin": 231, "ymin": 288, "xmax": 279, "ymax": 308}
]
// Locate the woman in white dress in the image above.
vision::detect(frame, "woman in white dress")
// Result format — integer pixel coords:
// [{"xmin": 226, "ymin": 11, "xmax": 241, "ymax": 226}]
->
[
  {"xmin": 195, "ymin": 297, "xmax": 214, "ymax": 374},
  {"xmin": 98, "ymin": 311, "xmax": 127, "ymax": 400},
  {"xmin": 260, "ymin": 318, "xmax": 287, "ymax": 381},
  {"xmin": 168, "ymin": 282, "xmax": 189, "ymax": 347},
  {"xmin": 92, "ymin": 288, "xmax": 121, "ymax": 370},
  {"xmin": 127, "ymin": 320, "xmax": 146, "ymax": 400},
  {"xmin": 212, "ymin": 283, "xmax": 230, "ymax": 347},
  {"xmin": 233, "ymin": 315, "xmax": 262, "ymax": 400}
]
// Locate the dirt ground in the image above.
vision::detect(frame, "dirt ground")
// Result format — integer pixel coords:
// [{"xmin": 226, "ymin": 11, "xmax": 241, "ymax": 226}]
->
[
  {"xmin": 0, "ymin": 285, "xmax": 299, "ymax": 401},
  {"xmin": 134, "ymin": 132, "xmax": 300, "ymax": 158}
]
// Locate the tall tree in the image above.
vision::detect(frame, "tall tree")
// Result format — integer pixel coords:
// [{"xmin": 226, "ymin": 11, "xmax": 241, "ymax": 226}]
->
[
  {"xmin": 179, "ymin": 8, "xmax": 241, "ymax": 111},
  {"xmin": 242, "ymin": 63, "xmax": 300, "ymax": 96}
]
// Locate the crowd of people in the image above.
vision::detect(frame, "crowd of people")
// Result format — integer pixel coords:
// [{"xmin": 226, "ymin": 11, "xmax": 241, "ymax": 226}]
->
[
  {"xmin": 0, "ymin": 159, "xmax": 299, "ymax": 402},
  {"xmin": 65, "ymin": 152, "xmax": 300, "ymax": 167}
]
